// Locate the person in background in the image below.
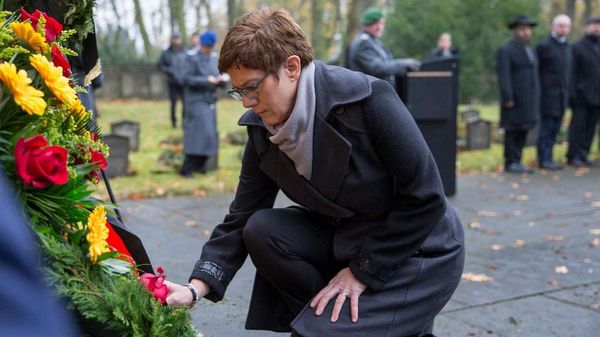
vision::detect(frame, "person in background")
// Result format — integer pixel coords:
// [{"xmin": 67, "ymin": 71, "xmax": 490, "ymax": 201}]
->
[
  {"xmin": 179, "ymin": 30, "xmax": 226, "ymax": 178},
  {"xmin": 496, "ymin": 15, "xmax": 540, "ymax": 174},
  {"xmin": 345, "ymin": 7, "xmax": 420, "ymax": 90},
  {"xmin": 536, "ymin": 14, "xmax": 572, "ymax": 171},
  {"xmin": 0, "ymin": 169, "xmax": 79, "ymax": 337},
  {"xmin": 567, "ymin": 16, "xmax": 600, "ymax": 168},
  {"xmin": 166, "ymin": 8, "xmax": 463, "ymax": 337},
  {"xmin": 157, "ymin": 33, "xmax": 187, "ymax": 128},
  {"xmin": 187, "ymin": 32, "xmax": 201, "ymax": 56},
  {"xmin": 429, "ymin": 32, "xmax": 459, "ymax": 59}
]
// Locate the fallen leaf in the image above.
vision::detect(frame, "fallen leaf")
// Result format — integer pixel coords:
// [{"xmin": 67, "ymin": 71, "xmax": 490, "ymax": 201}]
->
[
  {"xmin": 478, "ymin": 210, "xmax": 498, "ymax": 217},
  {"xmin": 555, "ymin": 265, "xmax": 569, "ymax": 274},
  {"xmin": 462, "ymin": 272, "xmax": 493, "ymax": 282},
  {"xmin": 590, "ymin": 238, "xmax": 600, "ymax": 248},
  {"xmin": 192, "ymin": 189, "xmax": 207, "ymax": 197},
  {"xmin": 491, "ymin": 244, "xmax": 505, "ymax": 251},
  {"xmin": 590, "ymin": 229, "xmax": 600, "ymax": 236},
  {"xmin": 468, "ymin": 221, "xmax": 481, "ymax": 229},
  {"xmin": 513, "ymin": 210, "xmax": 522, "ymax": 216},
  {"xmin": 155, "ymin": 187, "xmax": 166, "ymax": 196},
  {"xmin": 546, "ymin": 235, "xmax": 565, "ymax": 242},
  {"xmin": 511, "ymin": 183, "xmax": 520, "ymax": 189},
  {"xmin": 521, "ymin": 178, "xmax": 530, "ymax": 183},
  {"xmin": 592, "ymin": 202, "xmax": 600, "ymax": 209},
  {"xmin": 552, "ymin": 175, "xmax": 560, "ymax": 181},
  {"xmin": 202, "ymin": 229, "xmax": 212, "ymax": 237},
  {"xmin": 584, "ymin": 192, "xmax": 593, "ymax": 199},
  {"xmin": 185, "ymin": 220, "xmax": 197, "ymax": 227},
  {"xmin": 528, "ymin": 221, "xmax": 538, "ymax": 227},
  {"xmin": 509, "ymin": 316, "xmax": 520, "ymax": 325},
  {"xmin": 515, "ymin": 194, "xmax": 529, "ymax": 201},
  {"xmin": 581, "ymin": 258, "xmax": 592, "ymax": 264},
  {"xmin": 127, "ymin": 193, "xmax": 146, "ymax": 200},
  {"xmin": 513, "ymin": 240, "xmax": 526, "ymax": 248},
  {"xmin": 484, "ymin": 264, "xmax": 497, "ymax": 270},
  {"xmin": 548, "ymin": 279, "xmax": 560, "ymax": 287}
]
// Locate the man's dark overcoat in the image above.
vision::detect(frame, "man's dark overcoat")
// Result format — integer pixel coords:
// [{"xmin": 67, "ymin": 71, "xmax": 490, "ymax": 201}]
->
[
  {"xmin": 190, "ymin": 61, "xmax": 464, "ymax": 336},
  {"xmin": 571, "ymin": 35, "xmax": 600, "ymax": 107},
  {"xmin": 497, "ymin": 39, "xmax": 541, "ymax": 129},
  {"xmin": 536, "ymin": 34, "xmax": 571, "ymax": 118}
]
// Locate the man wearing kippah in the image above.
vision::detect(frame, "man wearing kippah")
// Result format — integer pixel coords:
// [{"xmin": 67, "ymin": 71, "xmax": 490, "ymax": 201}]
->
[{"xmin": 345, "ymin": 7, "xmax": 420, "ymax": 90}]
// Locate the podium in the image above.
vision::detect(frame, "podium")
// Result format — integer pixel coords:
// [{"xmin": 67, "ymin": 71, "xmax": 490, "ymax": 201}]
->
[{"xmin": 398, "ymin": 57, "xmax": 459, "ymax": 196}]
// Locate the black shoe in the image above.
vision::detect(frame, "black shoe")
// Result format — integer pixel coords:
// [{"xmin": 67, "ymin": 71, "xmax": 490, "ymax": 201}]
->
[
  {"xmin": 568, "ymin": 158, "xmax": 586, "ymax": 168},
  {"xmin": 582, "ymin": 159, "xmax": 598, "ymax": 167},
  {"xmin": 539, "ymin": 161, "xmax": 563, "ymax": 171},
  {"xmin": 505, "ymin": 162, "xmax": 534, "ymax": 174}
]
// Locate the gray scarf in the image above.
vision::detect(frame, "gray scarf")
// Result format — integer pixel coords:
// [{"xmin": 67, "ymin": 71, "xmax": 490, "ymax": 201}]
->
[{"xmin": 265, "ymin": 62, "xmax": 316, "ymax": 180}]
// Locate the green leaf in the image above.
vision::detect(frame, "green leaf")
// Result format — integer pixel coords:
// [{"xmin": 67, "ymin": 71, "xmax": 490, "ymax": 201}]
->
[
  {"xmin": 96, "ymin": 251, "xmax": 119, "ymax": 263},
  {"xmin": 69, "ymin": 229, "xmax": 86, "ymax": 246}
]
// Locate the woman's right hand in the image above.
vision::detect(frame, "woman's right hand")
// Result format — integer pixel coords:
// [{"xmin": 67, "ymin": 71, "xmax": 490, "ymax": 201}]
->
[{"xmin": 165, "ymin": 279, "xmax": 209, "ymax": 307}]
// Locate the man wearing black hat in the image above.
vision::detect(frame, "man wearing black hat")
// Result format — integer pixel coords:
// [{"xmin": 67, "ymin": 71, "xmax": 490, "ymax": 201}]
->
[
  {"xmin": 345, "ymin": 7, "xmax": 420, "ymax": 90},
  {"xmin": 536, "ymin": 14, "xmax": 572, "ymax": 170},
  {"xmin": 496, "ymin": 15, "xmax": 540, "ymax": 174},
  {"xmin": 158, "ymin": 33, "xmax": 187, "ymax": 128},
  {"xmin": 567, "ymin": 16, "xmax": 600, "ymax": 168}
]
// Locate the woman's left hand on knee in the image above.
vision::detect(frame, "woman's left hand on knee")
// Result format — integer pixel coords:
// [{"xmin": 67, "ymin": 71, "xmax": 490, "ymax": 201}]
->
[{"xmin": 309, "ymin": 267, "xmax": 366, "ymax": 323}]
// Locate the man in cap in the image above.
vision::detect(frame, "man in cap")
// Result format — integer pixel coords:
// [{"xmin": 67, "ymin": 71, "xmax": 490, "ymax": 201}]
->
[
  {"xmin": 158, "ymin": 33, "xmax": 187, "ymax": 128},
  {"xmin": 345, "ymin": 7, "xmax": 420, "ymax": 90},
  {"xmin": 496, "ymin": 15, "xmax": 540, "ymax": 174},
  {"xmin": 567, "ymin": 16, "xmax": 600, "ymax": 168},
  {"xmin": 180, "ymin": 30, "xmax": 226, "ymax": 177},
  {"xmin": 536, "ymin": 14, "xmax": 572, "ymax": 170}
]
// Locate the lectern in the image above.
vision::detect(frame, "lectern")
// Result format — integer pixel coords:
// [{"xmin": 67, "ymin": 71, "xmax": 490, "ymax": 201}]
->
[{"xmin": 398, "ymin": 57, "xmax": 459, "ymax": 196}]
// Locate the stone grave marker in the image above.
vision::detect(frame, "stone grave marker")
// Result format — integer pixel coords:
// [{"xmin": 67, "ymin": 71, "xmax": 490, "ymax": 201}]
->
[
  {"xmin": 103, "ymin": 134, "xmax": 129, "ymax": 178},
  {"xmin": 111, "ymin": 120, "xmax": 140, "ymax": 151}
]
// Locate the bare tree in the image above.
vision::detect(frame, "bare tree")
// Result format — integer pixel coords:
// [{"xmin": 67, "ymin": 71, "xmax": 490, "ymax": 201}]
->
[
  {"xmin": 200, "ymin": 0, "xmax": 214, "ymax": 28},
  {"xmin": 132, "ymin": 0, "xmax": 153, "ymax": 57},
  {"xmin": 566, "ymin": 0, "xmax": 576, "ymax": 21},
  {"xmin": 583, "ymin": 0, "xmax": 593, "ymax": 19},
  {"xmin": 344, "ymin": 0, "xmax": 376, "ymax": 48},
  {"xmin": 169, "ymin": 0, "xmax": 187, "ymax": 42},
  {"xmin": 311, "ymin": 0, "xmax": 325, "ymax": 59}
]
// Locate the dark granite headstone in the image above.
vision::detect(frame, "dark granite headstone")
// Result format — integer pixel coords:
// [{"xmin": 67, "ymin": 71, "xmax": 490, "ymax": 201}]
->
[
  {"xmin": 103, "ymin": 134, "xmax": 129, "ymax": 178},
  {"xmin": 111, "ymin": 120, "xmax": 140, "ymax": 151},
  {"xmin": 467, "ymin": 119, "xmax": 491, "ymax": 150}
]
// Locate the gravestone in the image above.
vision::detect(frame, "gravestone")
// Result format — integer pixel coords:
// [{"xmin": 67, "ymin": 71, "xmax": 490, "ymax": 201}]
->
[
  {"xmin": 111, "ymin": 120, "xmax": 140, "ymax": 151},
  {"xmin": 103, "ymin": 134, "xmax": 129, "ymax": 178},
  {"xmin": 467, "ymin": 119, "xmax": 492, "ymax": 150}
]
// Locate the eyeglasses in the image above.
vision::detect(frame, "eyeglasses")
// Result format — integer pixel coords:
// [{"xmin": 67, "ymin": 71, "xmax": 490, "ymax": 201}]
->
[{"xmin": 228, "ymin": 74, "xmax": 269, "ymax": 101}]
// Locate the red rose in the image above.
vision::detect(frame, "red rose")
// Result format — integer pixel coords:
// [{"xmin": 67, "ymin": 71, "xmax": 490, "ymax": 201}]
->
[
  {"xmin": 139, "ymin": 267, "xmax": 169, "ymax": 304},
  {"xmin": 51, "ymin": 45, "xmax": 71, "ymax": 78},
  {"xmin": 14, "ymin": 135, "xmax": 69, "ymax": 189},
  {"xmin": 89, "ymin": 149, "xmax": 108, "ymax": 182},
  {"xmin": 19, "ymin": 8, "xmax": 63, "ymax": 42}
]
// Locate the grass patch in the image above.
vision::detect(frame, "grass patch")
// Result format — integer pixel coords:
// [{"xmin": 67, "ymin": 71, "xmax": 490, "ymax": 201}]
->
[{"xmin": 95, "ymin": 99, "xmax": 599, "ymax": 200}]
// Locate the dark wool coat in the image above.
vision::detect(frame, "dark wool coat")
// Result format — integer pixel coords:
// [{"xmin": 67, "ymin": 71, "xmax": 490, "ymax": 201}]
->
[
  {"xmin": 497, "ymin": 39, "xmax": 541, "ymax": 129},
  {"xmin": 536, "ymin": 34, "xmax": 572, "ymax": 118},
  {"xmin": 571, "ymin": 35, "xmax": 600, "ymax": 107},
  {"xmin": 181, "ymin": 52, "xmax": 219, "ymax": 156},
  {"xmin": 190, "ymin": 61, "xmax": 464, "ymax": 336}
]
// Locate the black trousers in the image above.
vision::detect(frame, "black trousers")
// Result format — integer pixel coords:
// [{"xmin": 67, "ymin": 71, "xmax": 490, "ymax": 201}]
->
[
  {"xmin": 180, "ymin": 155, "xmax": 207, "ymax": 175},
  {"xmin": 504, "ymin": 129, "xmax": 529, "ymax": 165},
  {"xmin": 168, "ymin": 83, "xmax": 184, "ymax": 128},
  {"xmin": 567, "ymin": 102, "xmax": 600, "ymax": 162},
  {"xmin": 537, "ymin": 115, "xmax": 563, "ymax": 163}
]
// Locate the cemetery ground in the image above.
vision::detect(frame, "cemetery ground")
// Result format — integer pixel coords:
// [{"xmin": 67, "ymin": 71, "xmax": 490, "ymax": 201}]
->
[{"xmin": 95, "ymin": 98, "xmax": 599, "ymax": 200}]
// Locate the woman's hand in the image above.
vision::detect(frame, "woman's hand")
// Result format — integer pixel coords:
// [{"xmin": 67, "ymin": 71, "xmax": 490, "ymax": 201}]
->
[
  {"xmin": 165, "ymin": 279, "xmax": 210, "ymax": 307},
  {"xmin": 310, "ymin": 267, "xmax": 367, "ymax": 323}
]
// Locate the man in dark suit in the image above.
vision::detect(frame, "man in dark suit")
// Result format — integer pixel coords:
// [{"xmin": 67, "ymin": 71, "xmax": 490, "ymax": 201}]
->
[
  {"xmin": 567, "ymin": 16, "xmax": 600, "ymax": 168},
  {"xmin": 345, "ymin": 7, "xmax": 420, "ymax": 90},
  {"xmin": 536, "ymin": 14, "xmax": 572, "ymax": 170},
  {"xmin": 496, "ymin": 15, "xmax": 540, "ymax": 174},
  {"xmin": 0, "ymin": 170, "xmax": 79, "ymax": 337},
  {"xmin": 158, "ymin": 33, "xmax": 187, "ymax": 128}
]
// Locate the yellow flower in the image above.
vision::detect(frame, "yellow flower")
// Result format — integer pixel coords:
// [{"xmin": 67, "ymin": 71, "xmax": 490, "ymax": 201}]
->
[
  {"xmin": 0, "ymin": 62, "xmax": 46, "ymax": 115},
  {"xmin": 10, "ymin": 21, "xmax": 48, "ymax": 52},
  {"xmin": 29, "ymin": 54, "xmax": 77, "ymax": 105},
  {"xmin": 69, "ymin": 98, "xmax": 88, "ymax": 117},
  {"xmin": 86, "ymin": 205, "xmax": 110, "ymax": 263}
]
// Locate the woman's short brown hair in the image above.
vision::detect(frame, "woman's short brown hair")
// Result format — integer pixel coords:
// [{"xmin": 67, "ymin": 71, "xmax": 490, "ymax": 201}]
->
[{"xmin": 218, "ymin": 8, "xmax": 313, "ymax": 75}]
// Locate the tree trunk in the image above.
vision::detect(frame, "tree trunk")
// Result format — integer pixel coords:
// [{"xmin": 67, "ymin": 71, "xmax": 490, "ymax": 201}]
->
[
  {"xmin": 132, "ymin": 0, "xmax": 153, "ymax": 57},
  {"xmin": 566, "ymin": 0, "xmax": 576, "ymax": 21},
  {"xmin": 344, "ymin": 0, "xmax": 376, "ymax": 48},
  {"xmin": 583, "ymin": 0, "xmax": 592, "ymax": 20},
  {"xmin": 228, "ymin": 0, "xmax": 237, "ymax": 27},
  {"xmin": 169, "ymin": 0, "xmax": 187, "ymax": 42},
  {"xmin": 311, "ymin": 0, "xmax": 325, "ymax": 59},
  {"xmin": 201, "ymin": 0, "xmax": 213, "ymax": 28},
  {"xmin": 109, "ymin": 0, "xmax": 123, "ymax": 52}
]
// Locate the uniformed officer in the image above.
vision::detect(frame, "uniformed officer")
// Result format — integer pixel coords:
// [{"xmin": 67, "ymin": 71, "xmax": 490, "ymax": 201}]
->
[{"xmin": 345, "ymin": 7, "xmax": 420, "ymax": 90}]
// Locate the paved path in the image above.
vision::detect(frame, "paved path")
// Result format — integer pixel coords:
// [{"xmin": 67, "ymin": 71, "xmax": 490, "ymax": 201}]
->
[{"xmin": 121, "ymin": 167, "xmax": 600, "ymax": 337}]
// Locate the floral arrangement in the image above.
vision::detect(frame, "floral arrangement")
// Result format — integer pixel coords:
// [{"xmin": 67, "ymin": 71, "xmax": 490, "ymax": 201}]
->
[{"xmin": 0, "ymin": 7, "xmax": 197, "ymax": 337}]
